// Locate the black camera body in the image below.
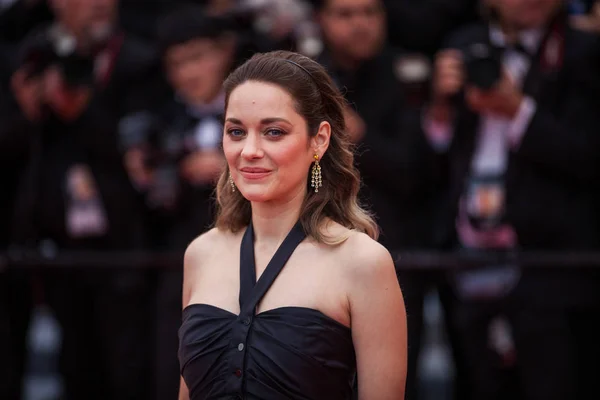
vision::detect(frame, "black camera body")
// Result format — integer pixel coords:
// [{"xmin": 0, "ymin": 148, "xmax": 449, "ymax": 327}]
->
[
  {"xmin": 462, "ymin": 42, "xmax": 503, "ymax": 90},
  {"xmin": 119, "ymin": 109, "xmax": 198, "ymax": 210},
  {"xmin": 144, "ymin": 125, "xmax": 190, "ymax": 169},
  {"xmin": 119, "ymin": 111, "xmax": 191, "ymax": 169},
  {"xmin": 20, "ymin": 27, "xmax": 95, "ymax": 88}
]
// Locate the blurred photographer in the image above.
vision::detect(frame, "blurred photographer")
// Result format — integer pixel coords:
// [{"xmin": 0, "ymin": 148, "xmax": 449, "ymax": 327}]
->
[
  {"xmin": 314, "ymin": 0, "xmax": 438, "ymax": 247},
  {"xmin": 119, "ymin": 6, "xmax": 235, "ymax": 399},
  {"xmin": 120, "ymin": 5, "xmax": 235, "ymax": 251},
  {"xmin": 6, "ymin": 0, "xmax": 165, "ymax": 398},
  {"xmin": 311, "ymin": 1, "xmax": 456, "ymax": 398},
  {"xmin": 425, "ymin": 0, "xmax": 600, "ymax": 398}
]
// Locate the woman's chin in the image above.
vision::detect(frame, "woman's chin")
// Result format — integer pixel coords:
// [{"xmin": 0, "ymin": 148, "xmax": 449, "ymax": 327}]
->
[{"xmin": 238, "ymin": 187, "xmax": 272, "ymax": 203}]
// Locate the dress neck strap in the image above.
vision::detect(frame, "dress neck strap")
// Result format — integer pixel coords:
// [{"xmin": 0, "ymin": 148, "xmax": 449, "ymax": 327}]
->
[{"xmin": 238, "ymin": 221, "xmax": 306, "ymax": 315}]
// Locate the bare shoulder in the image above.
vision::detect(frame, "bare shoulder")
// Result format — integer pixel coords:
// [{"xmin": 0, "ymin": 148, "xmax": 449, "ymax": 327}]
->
[
  {"xmin": 182, "ymin": 227, "xmax": 239, "ymax": 307},
  {"xmin": 320, "ymin": 219, "xmax": 395, "ymax": 282},
  {"xmin": 339, "ymin": 231, "xmax": 396, "ymax": 281},
  {"xmin": 184, "ymin": 227, "xmax": 236, "ymax": 269},
  {"xmin": 185, "ymin": 228, "xmax": 218, "ymax": 263}
]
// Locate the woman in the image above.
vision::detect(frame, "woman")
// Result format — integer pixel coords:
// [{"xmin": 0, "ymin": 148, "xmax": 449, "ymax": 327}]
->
[{"xmin": 179, "ymin": 50, "xmax": 407, "ymax": 400}]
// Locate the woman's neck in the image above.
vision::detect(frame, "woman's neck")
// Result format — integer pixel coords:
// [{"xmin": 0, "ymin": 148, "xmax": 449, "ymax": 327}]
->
[{"xmin": 250, "ymin": 188, "xmax": 306, "ymax": 247}]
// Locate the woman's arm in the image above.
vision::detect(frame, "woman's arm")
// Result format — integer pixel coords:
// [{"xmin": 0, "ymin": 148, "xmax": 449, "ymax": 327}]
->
[
  {"xmin": 348, "ymin": 238, "xmax": 407, "ymax": 399},
  {"xmin": 178, "ymin": 234, "xmax": 206, "ymax": 400},
  {"xmin": 178, "ymin": 377, "xmax": 189, "ymax": 400}
]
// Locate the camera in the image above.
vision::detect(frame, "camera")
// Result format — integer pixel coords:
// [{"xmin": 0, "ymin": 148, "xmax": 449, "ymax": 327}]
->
[
  {"xmin": 462, "ymin": 42, "xmax": 502, "ymax": 90},
  {"xmin": 119, "ymin": 110, "xmax": 198, "ymax": 210},
  {"xmin": 19, "ymin": 26, "xmax": 95, "ymax": 88},
  {"xmin": 119, "ymin": 111, "xmax": 191, "ymax": 169},
  {"xmin": 144, "ymin": 127, "xmax": 190, "ymax": 169}
]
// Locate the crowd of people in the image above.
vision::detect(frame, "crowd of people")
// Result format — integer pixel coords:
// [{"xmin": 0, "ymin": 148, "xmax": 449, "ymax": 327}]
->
[{"xmin": 1, "ymin": 0, "xmax": 599, "ymax": 399}]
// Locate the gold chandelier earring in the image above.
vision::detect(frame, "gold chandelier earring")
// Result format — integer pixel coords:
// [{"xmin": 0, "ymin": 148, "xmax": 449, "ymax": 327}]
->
[
  {"xmin": 311, "ymin": 154, "xmax": 322, "ymax": 193},
  {"xmin": 229, "ymin": 173, "xmax": 236, "ymax": 192}
]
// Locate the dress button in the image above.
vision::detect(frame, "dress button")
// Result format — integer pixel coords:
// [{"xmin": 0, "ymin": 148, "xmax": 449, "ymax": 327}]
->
[
  {"xmin": 234, "ymin": 369, "xmax": 242, "ymax": 377},
  {"xmin": 237, "ymin": 343, "xmax": 245, "ymax": 351},
  {"xmin": 242, "ymin": 317, "xmax": 251, "ymax": 325}
]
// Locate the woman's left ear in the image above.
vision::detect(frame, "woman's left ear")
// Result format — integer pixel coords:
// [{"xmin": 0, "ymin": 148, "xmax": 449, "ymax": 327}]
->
[{"xmin": 310, "ymin": 121, "xmax": 331, "ymax": 158}]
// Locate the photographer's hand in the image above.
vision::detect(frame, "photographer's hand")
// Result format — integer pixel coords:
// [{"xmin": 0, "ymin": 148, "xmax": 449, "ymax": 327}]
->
[
  {"xmin": 43, "ymin": 67, "xmax": 92, "ymax": 122},
  {"xmin": 180, "ymin": 150, "xmax": 225, "ymax": 185},
  {"xmin": 11, "ymin": 69, "xmax": 43, "ymax": 122},
  {"xmin": 465, "ymin": 70, "xmax": 523, "ymax": 119},
  {"xmin": 430, "ymin": 49, "xmax": 464, "ymax": 123},
  {"xmin": 124, "ymin": 148, "xmax": 154, "ymax": 189}
]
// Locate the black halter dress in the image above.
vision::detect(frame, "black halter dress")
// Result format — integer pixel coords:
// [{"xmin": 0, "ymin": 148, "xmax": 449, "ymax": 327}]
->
[{"xmin": 178, "ymin": 222, "xmax": 357, "ymax": 399}]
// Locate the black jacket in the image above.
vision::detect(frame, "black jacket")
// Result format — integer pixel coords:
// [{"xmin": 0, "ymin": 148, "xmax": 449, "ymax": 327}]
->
[{"xmin": 318, "ymin": 46, "xmax": 443, "ymax": 251}]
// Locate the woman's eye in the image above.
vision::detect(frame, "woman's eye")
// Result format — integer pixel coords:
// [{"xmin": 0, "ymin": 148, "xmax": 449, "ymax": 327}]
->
[
  {"xmin": 227, "ymin": 128, "xmax": 245, "ymax": 138},
  {"xmin": 265, "ymin": 129, "xmax": 285, "ymax": 138}
]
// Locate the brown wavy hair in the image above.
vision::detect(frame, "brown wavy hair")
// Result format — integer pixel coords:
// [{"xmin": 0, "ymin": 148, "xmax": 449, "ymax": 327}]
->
[{"xmin": 214, "ymin": 50, "xmax": 378, "ymax": 244}]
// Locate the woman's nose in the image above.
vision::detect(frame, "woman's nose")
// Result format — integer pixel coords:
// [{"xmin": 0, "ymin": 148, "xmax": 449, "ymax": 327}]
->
[{"xmin": 240, "ymin": 133, "xmax": 264, "ymax": 159}]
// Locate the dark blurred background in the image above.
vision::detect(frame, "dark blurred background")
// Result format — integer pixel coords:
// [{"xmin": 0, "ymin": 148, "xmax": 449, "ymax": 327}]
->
[{"xmin": 1, "ymin": 0, "xmax": 600, "ymax": 399}]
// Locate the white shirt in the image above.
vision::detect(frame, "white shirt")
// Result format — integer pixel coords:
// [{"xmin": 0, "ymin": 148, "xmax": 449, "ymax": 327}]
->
[
  {"xmin": 185, "ymin": 91, "xmax": 226, "ymax": 150},
  {"xmin": 472, "ymin": 26, "xmax": 542, "ymax": 175}
]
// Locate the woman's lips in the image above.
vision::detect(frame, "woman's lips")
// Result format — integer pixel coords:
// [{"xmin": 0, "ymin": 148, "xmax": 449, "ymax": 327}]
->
[{"xmin": 239, "ymin": 167, "xmax": 272, "ymax": 180}]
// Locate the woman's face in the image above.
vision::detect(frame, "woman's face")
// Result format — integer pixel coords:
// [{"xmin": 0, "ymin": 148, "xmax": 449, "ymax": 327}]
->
[{"xmin": 223, "ymin": 81, "xmax": 329, "ymax": 204}]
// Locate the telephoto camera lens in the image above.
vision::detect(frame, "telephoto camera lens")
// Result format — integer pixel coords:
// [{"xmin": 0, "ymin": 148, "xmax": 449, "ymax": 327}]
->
[{"xmin": 464, "ymin": 42, "xmax": 502, "ymax": 90}]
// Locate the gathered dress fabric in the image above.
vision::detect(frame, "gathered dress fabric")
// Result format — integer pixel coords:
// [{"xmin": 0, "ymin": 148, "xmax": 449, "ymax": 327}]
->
[{"xmin": 179, "ymin": 222, "xmax": 357, "ymax": 399}]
